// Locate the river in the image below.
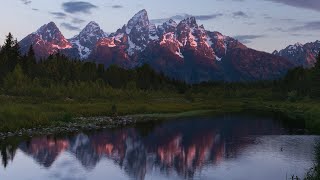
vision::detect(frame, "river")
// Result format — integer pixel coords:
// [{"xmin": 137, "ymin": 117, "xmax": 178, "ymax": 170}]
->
[{"xmin": 1, "ymin": 114, "xmax": 319, "ymax": 180}]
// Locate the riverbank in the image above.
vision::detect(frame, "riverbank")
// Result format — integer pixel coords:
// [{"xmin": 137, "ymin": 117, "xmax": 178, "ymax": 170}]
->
[{"xmin": 0, "ymin": 94, "xmax": 320, "ymax": 135}]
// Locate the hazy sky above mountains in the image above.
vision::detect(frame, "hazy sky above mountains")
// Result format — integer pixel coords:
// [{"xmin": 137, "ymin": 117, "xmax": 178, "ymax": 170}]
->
[{"xmin": 0, "ymin": 0, "xmax": 319, "ymax": 52}]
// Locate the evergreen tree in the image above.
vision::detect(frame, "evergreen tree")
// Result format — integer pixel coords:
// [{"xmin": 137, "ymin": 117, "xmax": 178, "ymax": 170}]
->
[
  {"xmin": 311, "ymin": 51, "xmax": 320, "ymax": 98},
  {"xmin": 2, "ymin": 33, "xmax": 14, "ymax": 52},
  {"xmin": 4, "ymin": 64, "xmax": 30, "ymax": 93},
  {"xmin": 22, "ymin": 45, "xmax": 36, "ymax": 77},
  {"xmin": 97, "ymin": 64, "xmax": 105, "ymax": 78},
  {"xmin": 4, "ymin": 64, "xmax": 30, "ymax": 95},
  {"xmin": 0, "ymin": 33, "xmax": 20, "ymax": 81},
  {"xmin": 27, "ymin": 45, "xmax": 36, "ymax": 61}
]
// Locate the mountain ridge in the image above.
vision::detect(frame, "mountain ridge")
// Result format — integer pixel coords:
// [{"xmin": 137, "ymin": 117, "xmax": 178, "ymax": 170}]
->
[
  {"xmin": 273, "ymin": 40, "xmax": 320, "ymax": 68},
  {"xmin": 19, "ymin": 9, "xmax": 299, "ymax": 83}
]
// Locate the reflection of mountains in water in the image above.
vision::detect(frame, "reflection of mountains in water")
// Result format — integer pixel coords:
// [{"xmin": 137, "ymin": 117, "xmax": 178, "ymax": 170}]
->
[{"xmin": 11, "ymin": 115, "xmax": 286, "ymax": 179}]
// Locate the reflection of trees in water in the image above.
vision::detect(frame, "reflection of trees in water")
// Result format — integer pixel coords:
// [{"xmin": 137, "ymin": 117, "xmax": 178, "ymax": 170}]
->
[
  {"xmin": 0, "ymin": 137, "xmax": 23, "ymax": 168},
  {"xmin": 19, "ymin": 137, "xmax": 69, "ymax": 168},
  {"xmin": 0, "ymin": 144, "xmax": 16, "ymax": 168},
  {"xmin": 123, "ymin": 137, "xmax": 147, "ymax": 180},
  {"xmin": 306, "ymin": 143, "xmax": 320, "ymax": 180},
  {"xmin": 0, "ymin": 115, "xmax": 288, "ymax": 179}
]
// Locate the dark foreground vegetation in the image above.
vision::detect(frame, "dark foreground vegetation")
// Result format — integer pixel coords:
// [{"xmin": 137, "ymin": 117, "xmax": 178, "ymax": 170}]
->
[
  {"xmin": 305, "ymin": 143, "xmax": 320, "ymax": 180},
  {"xmin": 0, "ymin": 33, "xmax": 320, "ymax": 133},
  {"xmin": 1, "ymin": 33, "xmax": 320, "ymax": 179}
]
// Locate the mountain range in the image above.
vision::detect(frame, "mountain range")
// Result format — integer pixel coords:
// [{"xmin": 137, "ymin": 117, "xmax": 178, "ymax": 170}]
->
[
  {"xmin": 19, "ymin": 9, "xmax": 319, "ymax": 83},
  {"xmin": 273, "ymin": 41, "xmax": 320, "ymax": 68}
]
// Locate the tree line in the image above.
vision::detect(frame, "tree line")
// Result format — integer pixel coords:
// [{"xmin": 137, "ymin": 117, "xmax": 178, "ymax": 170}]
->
[
  {"xmin": 0, "ymin": 33, "xmax": 189, "ymax": 97},
  {"xmin": 280, "ymin": 52, "xmax": 320, "ymax": 101},
  {"xmin": 0, "ymin": 32, "xmax": 319, "ymax": 100}
]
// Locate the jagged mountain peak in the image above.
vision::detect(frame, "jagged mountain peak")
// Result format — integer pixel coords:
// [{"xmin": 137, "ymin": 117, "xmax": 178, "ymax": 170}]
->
[
  {"xmin": 164, "ymin": 19, "xmax": 178, "ymax": 27},
  {"xmin": 78, "ymin": 21, "xmax": 107, "ymax": 38},
  {"xmin": 39, "ymin": 21, "xmax": 58, "ymax": 30},
  {"xmin": 87, "ymin": 21, "xmax": 100, "ymax": 28},
  {"xmin": 19, "ymin": 21, "xmax": 72, "ymax": 59},
  {"xmin": 19, "ymin": 15, "xmax": 297, "ymax": 83},
  {"xmin": 69, "ymin": 21, "xmax": 108, "ymax": 59},
  {"xmin": 178, "ymin": 16, "xmax": 198, "ymax": 28},
  {"xmin": 126, "ymin": 9, "xmax": 150, "ymax": 34},
  {"xmin": 35, "ymin": 21, "xmax": 59, "ymax": 33},
  {"xmin": 274, "ymin": 40, "xmax": 320, "ymax": 67},
  {"xmin": 158, "ymin": 19, "xmax": 178, "ymax": 35},
  {"xmin": 132, "ymin": 9, "xmax": 148, "ymax": 20},
  {"xmin": 33, "ymin": 21, "xmax": 64, "ymax": 41},
  {"xmin": 286, "ymin": 42, "xmax": 304, "ymax": 51}
]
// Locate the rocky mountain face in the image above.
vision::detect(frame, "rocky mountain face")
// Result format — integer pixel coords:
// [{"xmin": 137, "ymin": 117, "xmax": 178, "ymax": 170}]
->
[
  {"xmin": 20, "ymin": 22, "xmax": 72, "ymax": 59},
  {"xmin": 89, "ymin": 9, "xmax": 156, "ymax": 68},
  {"xmin": 69, "ymin": 21, "xmax": 108, "ymax": 59},
  {"xmin": 16, "ymin": 116, "xmax": 285, "ymax": 179},
  {"xmin": 273, "ymin": 41, "xmax": 320, "ymax": 68},
  {"xmin": 19, "ymin": 9, "xmax": 296, "ymax": 83}
]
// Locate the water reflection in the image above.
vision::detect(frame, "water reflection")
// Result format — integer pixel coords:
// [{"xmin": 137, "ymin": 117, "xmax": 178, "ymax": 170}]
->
[{"xmin": 0, "ymin": 114, "xmax": 319, "ymax": 180}]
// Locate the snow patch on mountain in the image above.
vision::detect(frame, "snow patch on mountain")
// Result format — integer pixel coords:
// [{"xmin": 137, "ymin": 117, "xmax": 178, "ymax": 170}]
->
[
  {"xmin": 99, "ymin": 38, "xmax": 117, "ymax": 47},
  {"xmin": 52, "ymin": 43, "xmax": 72, "ymax": 49},
  {"xmin": 188, "ymin": 32, "xmax": 197, "ymax": 47},
  {"xmin": 273, "ymin": 40, "xmax": 320, "ymax": 67},
  {"xmin": 127, "ymin": 36, "xmax": 142, "ymax": 56},
  {"xmin": 175, "ymin": 50, "xmax": 184, "ymax": 58},
  {"xmin": 69, "ymin": 21, "xmax": 108, "ymax": 59},
  {"xmin": 148, "ymin": 24, "xmax": 159, "ymax": 41},
  {"xmin": 126, "ymin": 9, "xmax": 149, "ymax": 34}
]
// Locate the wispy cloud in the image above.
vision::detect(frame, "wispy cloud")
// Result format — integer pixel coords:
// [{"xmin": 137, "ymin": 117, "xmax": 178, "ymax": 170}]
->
[
  {"xmin": 60, "ymin": 23, "xmax": 81, "ymax": 31},
  {"xmin": 151, "ymin": 13, "xmax": 223, "ymax": 24},
  {"xmin": 233, "ymin": 11, "xmax": 249, "ymax": 18},
  {"xmin": 264, "ymin": 0, "xmax": 320, "ymax": 12},
  {"xmin": 20, "ymin": 0, "xmax": 32, "ymax": 5},
  {"xmin": 72, "ymin": 17, "xmax": 86, "ymax": 24},
  {"xmin": 233, "ymin": 35, "xmax": 265, "ymax": 44},
  {"xmin": 290, "ymin": 21, "xmax": 320, "ymax": 31},
  {"xmin": 62, "ymin": 1, "xmax": 98, "ymax": 14},
  {"xmin": 50, "ymin": 12, "xmax": 67, "ymax": 19},
  {"xmin": 111, "ymin": 5, "xmax": 123, "ymax": 9}
]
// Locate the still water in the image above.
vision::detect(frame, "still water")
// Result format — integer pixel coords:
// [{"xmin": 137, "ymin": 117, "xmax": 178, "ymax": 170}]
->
[{"xmin": 1, "ymin": 114, "xmax": 319, "ymax": 180}]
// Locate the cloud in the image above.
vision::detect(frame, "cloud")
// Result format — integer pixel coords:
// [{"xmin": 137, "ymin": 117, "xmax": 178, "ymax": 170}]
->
[
  {"xmin": 268, "ymin": 27, "xmax": 287, "ymax": 32},
  {"xmin": 60, "ymin": 23, "xmax": 81, "ymax": 31},
  {"xmin": 290, "ymin": 21, "xmax": 320, "ymax": 31},
  {"xmin": 233, "ymin": 11, "xmax": 249, "ymax": 18},
  {"xmin": 245, "ymin": 22, "xmax": 256, "ymax": 26},
  {"xmin": 264, "ymin": 0, "xmax": 320, "ymax": 12},
  {"xmin": 233, "ymin": 35, "xmax": 265, "ymax": 44},
  {"xmin": 20, "ymin": 0, "xmax": 32, "ymax": 5},
  {"xmin": 111, "ymin": 5, "xmax": 123, "ymax": 9},
  {"xmin": 50, "ymin": 12, "xmax": 67, "ymax": 19},
  {"xmin": 194, "ymin": 14, "xmax": 224, "ymax": 20},
  {"xmin": 151, "ymin": 13, "xmax": 223, "ymax": 24},
  {"xmin": 290, "ymin": 33, "xmax": 314, "ymax": 37},
  {"xmin": 62, "ymin": 1, "xmax": 98, "ymax": 14},
  {"xmin": 72, "ymin": 17, "xmax": 86, "ymax": 24},
  {"xmin": 32, "ymin": 8, "xmax": 38, "ymax": 11}
]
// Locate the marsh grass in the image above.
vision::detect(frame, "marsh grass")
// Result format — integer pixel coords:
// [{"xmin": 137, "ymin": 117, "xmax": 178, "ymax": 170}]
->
[{"xmin": 0, "ymin": 91, "xmax": 320, "ymax": 133}]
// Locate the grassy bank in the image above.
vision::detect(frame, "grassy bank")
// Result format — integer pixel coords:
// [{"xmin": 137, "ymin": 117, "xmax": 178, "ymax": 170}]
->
[
  {"xmin": 1, "ymin": 93, "xmax": 320, "ymax": 133},
  {"xmin": 0, "ymin": 94, "xmax": 243, "ymax": 132},
  {"xmin": 244, "ymin": 100, "xmax": 320, "ymax": 133}
]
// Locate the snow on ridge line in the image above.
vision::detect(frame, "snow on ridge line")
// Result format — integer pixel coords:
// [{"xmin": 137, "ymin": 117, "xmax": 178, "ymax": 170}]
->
[
  {"xmin": 99, "ymin": 38, "xmax": 117, "ymax": 47},
  {"xmin": 51, "ymin": 44, "xmax": 72, "ymax": 49},
  {"xmin": 126, "ymin": 9, "xmax": 149, "ymax": 34}
]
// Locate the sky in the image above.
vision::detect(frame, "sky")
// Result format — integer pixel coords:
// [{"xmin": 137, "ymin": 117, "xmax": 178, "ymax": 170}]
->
[{"xmin": 0, "ymin": 0, "xmax": 319, "ymax": 52}]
